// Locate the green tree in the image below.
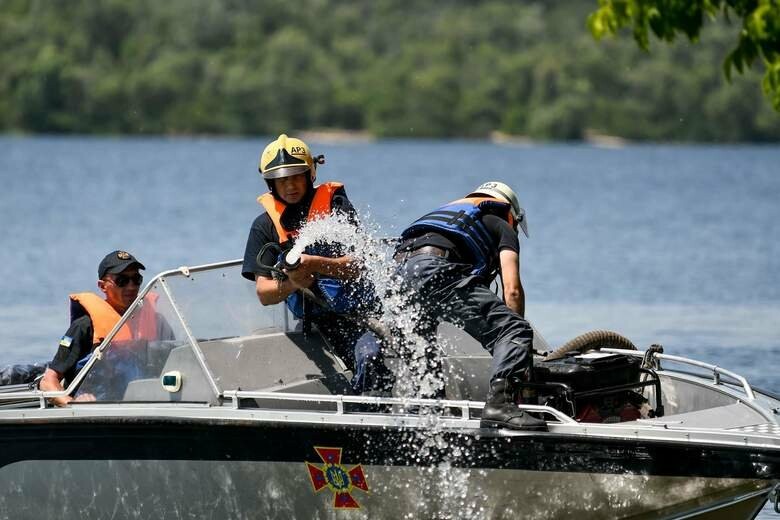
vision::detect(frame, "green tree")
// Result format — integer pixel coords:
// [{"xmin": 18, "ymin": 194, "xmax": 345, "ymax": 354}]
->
[
  {"xmin": 588, "ymin": 0, "xmax": 780, "ymax": 111},
  {"xmin": 1, "ymin": 0, "xmax": 778, "ymax": 139}
]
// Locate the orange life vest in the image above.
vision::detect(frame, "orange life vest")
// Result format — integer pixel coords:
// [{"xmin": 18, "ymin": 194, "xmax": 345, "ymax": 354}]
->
[
  {"xmin": 257, "ymin": 181, "xmax": 344, "ymax": 244},
  {"xmin": 69, "ymin": 292, "xmax": 160, "ymax": 346}
]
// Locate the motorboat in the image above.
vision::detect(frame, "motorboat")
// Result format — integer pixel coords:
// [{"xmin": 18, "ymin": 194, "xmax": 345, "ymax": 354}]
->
[{"xmin": 0, "ymin": 259, "xmax": 778, "ymax": 519}]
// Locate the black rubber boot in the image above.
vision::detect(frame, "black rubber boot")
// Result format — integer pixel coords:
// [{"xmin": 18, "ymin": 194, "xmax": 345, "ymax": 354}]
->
[{"xmin": 480, "ymin": 379, "xmax": 548, "ymax": 431}]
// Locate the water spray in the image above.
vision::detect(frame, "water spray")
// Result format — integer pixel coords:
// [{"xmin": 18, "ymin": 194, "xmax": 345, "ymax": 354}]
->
[
  {"xmin": 260, "ymin": 213, "xmax": 476, "ymax": 509},
  {"xmin": 257, "ymin": 213, "xmax": 450, "ymax": 398}
]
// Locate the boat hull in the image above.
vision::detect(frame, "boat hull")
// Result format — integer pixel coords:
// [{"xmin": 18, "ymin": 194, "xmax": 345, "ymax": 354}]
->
[
  {"xmin": 0, "ymin": 459, "xmax": 772, "ymax": 519},
  {"xmin": 0, "ymin": 417, "xmax": 776, "ymax": 519}
]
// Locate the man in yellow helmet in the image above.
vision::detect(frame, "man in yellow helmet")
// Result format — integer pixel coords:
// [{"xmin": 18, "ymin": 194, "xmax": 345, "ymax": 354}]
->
[
  {"xmin": 394, "ymin": 181, "xmax": 546, "ymax": 431},
  {"xmin": 241, "ymin": 134, "xmax": 390, "ymax": 393}
]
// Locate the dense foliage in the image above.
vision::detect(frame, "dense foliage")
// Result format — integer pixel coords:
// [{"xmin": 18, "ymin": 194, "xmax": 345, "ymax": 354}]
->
[
  {"xmin": 589, "ymin": 0, "xmax": 780, "ymax": 112},
  {"xmin": 0, "ymin": 0, "xmax": 778, "ymax": 140}
]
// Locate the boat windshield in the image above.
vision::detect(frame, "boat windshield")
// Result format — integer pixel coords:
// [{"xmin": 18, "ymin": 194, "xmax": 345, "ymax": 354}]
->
[
  {"xmin": 73, "ymin": 260, "xmax": 296, "ymax": 403},
  {"xmin": 66, "ymin": 258, "xmax": 548, "ymax": 405}
]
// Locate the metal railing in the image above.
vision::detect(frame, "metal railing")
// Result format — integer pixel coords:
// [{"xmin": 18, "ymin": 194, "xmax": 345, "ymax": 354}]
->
[
  {"xmin": 601, "ymin": 348, "xmax": 756, "ymax": 400},
  {"xmin": 222, "ymin": 390, "xmax": 578, "ymax": 424}
]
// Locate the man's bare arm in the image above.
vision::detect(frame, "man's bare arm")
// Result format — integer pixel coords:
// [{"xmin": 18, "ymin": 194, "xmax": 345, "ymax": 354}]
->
[
  {"xmin": 296, "ymin": 254, "xmax": 359, "ymax": 280},
  {"xmin": 256, "ymin": 254, "xmax": 359, "ymax": 306},
  {"xmin": 256, "ymin": 275, "xmax": 303, "ymax": 305},
  {"xmin": 39, "ymin": 368, "xmax": 95, "ymax": 406},
  {"xmin": 499, "ymin": 249, "xmax": 525, "ymax": 317},
  {"xmin": 39, "ymin": 368, "xmax": 71, "ymax": 406}
]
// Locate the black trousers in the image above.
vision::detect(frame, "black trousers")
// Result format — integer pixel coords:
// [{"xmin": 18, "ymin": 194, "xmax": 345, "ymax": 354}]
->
[
  {"xmin": 311, "ymin": 313, "xmax": 394, "ymax": 393},
  {"xmin": 311, "ymin": 313, "xmax": 363, "ymax": 371},
  {"xmin": 396, "ymin": 254, "xmax": 534, "ymax": 382}
]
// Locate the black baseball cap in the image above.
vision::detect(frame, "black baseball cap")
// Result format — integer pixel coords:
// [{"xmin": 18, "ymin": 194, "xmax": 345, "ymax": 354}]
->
[{"xmin": 98, "ymin": 250, "xmax": 146, "ymax": 279}]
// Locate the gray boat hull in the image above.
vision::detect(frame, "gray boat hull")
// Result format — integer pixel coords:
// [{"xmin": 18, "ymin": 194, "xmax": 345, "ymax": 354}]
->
[
  {"xmin": 0, "ymin": 416, "xmax": 776, "ymax": 519},
  {"xmin": 0, "ymin": 458, "xmax": 771, "ymax": 519}
]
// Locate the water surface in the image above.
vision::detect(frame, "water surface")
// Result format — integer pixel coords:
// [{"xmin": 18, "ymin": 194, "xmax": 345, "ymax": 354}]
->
[{"xmin": 1, "ymin": 136, "xmax": 778, "ymax": 393}]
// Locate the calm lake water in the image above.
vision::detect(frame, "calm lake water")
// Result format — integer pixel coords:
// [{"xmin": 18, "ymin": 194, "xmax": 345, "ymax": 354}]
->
[
  {"xmin": 1, "ymin": 136, "xmax": 779, "ymax": 517},
  {"xmin": 1, "ymin": 136, "xmax": 778, "ymax": 391}
]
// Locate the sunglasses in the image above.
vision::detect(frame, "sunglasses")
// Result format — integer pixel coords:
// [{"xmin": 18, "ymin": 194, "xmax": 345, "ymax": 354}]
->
[{"xmin": 109, "ymin": 273, "xmax": 143, "ymax": 288}]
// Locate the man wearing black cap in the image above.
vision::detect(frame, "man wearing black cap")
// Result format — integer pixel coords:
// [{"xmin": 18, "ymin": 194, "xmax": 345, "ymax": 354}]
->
[{"xmin": 40, "ymin": 250, "xmax": 172, "ymax": 406}]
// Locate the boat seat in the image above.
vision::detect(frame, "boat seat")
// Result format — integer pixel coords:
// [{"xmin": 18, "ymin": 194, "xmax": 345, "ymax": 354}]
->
[
  {"xmin": 437, "ymin": 323, "xmax": 492, "ymax": 401},
  {"xmin": 123, "ymin": 330, "xmax": 353, "ymax": 406},
  {"xmin": 198, "ymin": 331, "xmax": 350, "ymax": 392},
  {"xmin": 436, "ymin": 321, "xmax": 554, "ymax": 401},
  {"xmin": 123, "ymin": 344, "xmax": 218, "ymax": 404}
]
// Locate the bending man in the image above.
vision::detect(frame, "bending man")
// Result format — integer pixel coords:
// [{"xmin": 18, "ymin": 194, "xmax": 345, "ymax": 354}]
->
[{"xmin": 395, "ymin": 182, "xmax": 546, "ymax": 431}]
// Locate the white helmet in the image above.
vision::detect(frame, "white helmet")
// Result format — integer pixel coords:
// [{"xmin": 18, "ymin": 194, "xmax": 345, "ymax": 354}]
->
[{"xmin": 469, "ymin": 181, "xmax": 528, "ymax": 237}]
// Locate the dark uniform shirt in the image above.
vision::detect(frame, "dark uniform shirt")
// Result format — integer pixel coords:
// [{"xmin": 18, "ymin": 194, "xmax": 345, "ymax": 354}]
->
[
  {"xmin": 241, "ymin": 186, "xmax": 356, "ymax": 280},
  {"xmin": 49, "ymin": 315, "xmax": 94, "ymax": 384}
]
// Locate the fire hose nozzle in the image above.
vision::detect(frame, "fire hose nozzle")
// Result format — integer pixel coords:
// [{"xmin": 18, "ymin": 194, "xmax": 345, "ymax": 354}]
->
[{"xmin": 282, "ymin": 251, "xmax": 301, "ymax": 271}]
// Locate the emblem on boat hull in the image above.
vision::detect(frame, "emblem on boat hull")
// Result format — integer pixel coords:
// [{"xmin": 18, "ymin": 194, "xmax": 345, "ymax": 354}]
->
[{"xmin": 305, "ymin": 446, "xmax": 369, "ymax": 509}]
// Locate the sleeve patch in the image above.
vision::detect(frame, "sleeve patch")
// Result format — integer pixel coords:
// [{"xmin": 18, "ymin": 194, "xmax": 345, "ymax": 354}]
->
[{"xmin": 59, "ymin": 336, "xmax": 73, "ymax": 348}]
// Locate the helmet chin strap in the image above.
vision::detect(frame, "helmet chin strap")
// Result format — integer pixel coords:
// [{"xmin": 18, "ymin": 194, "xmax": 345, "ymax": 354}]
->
[{"xmin": 305, "ymin": 175, "xmax": 314, "ymax": 194}]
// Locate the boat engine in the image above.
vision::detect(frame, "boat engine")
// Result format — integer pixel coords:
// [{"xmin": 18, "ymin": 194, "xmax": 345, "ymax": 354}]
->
[{"xmin": 523, "ymin": 331, "xmax": 663, "ymax": 422}]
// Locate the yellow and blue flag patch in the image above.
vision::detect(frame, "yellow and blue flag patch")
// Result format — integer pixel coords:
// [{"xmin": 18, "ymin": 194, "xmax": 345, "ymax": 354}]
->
[{"xmin": 59, "ymin": 335, "xmax": 73, "ymax": 348}]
